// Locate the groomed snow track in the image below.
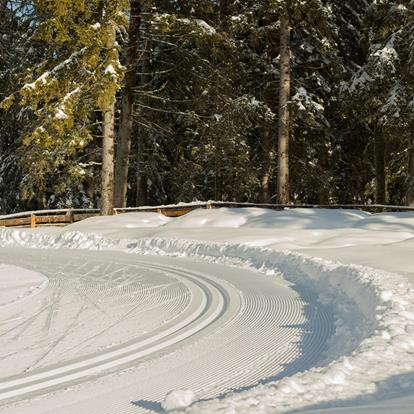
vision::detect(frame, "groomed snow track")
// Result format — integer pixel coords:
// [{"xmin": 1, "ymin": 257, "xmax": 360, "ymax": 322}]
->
[
  {"xmin": 0, "ymin": 245, "xmax": 333, "ymax": 413},
  {"xmin": 0, "ymin": 230, "xmax": 413, "ymax": 413}
]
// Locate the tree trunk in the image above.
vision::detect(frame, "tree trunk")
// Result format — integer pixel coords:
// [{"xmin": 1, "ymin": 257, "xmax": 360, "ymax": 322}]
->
[
  {"xmin": 100, "ymin": 23, "xmax": 117, "ymax": 216},
  {"xmin": 277, "ymin": 6, "xmax": 291, "ymax": 204},
  {"xmin": 114, "ymin": 0, "xmax": 142, "ymax": 208},
  {"xmin": 136, "ymin": 170, "xmax": 148, "ymax": 206},
  {"xmin": 260, "ymin": 128, "xmax": 272, "ymax": 203},
  {"xmin": 407, "ymin": 140, "xmax": 414, "ymax": 207},
  {"xmin": 219, "ymin": 0, "xmax": 229, "ymax": 32},
  {"xmin": 101, "ymin": 104, "xmax": 116, "ymax": 215},
  {"xmin": 374, "ymin": 132, "xmax": 386, "ymax": 204}
]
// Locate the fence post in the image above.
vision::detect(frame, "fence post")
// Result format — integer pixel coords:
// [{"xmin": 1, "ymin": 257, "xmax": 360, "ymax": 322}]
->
[
  {"xmin": 66, "ymin": 209, "xmax": 75, "ymax": 224},
  {"xmin": 30, "ymin": 214, "xmax": 37, "ymax": 228}
]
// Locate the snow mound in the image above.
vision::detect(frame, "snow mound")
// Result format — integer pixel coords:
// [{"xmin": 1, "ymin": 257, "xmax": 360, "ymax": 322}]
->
[
  {"xmin": 164, "ymin": 207, "xmax": 372, "ymax": 230},
  {"xmin": 164, "ymin": 207, "xmax": 251, "ymax": 228},
  {"xmin": 66, "ymin": 212, "xmax": 171, "ymax": 233},
  {"xmin": 0, "ymin": 228, "xmax": 119, "ymax": 250},
  {"xmin": 162, "ymin": 389, "xmax": 195, "ymax": 412}
]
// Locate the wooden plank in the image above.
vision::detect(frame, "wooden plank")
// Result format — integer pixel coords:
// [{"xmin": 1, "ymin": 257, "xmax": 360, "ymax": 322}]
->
[
  {"xmin": 35, "ymin": 215, "xmax": 71, "ymax": 225},
  {"xmin": 0, "ymin": 217, "xmax": 31, "ymax": 227},
  {"xmin": 159, "ymin": 208, "xmax": 193, "ymax": 217}
]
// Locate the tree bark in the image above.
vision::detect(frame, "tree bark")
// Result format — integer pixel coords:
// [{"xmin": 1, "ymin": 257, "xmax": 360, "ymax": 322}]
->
[
  {"xmin": 101, "ymin": 104, "xmax": 116, "ymax": 215},
  {"xmin": 114, "ymin": 0, "xmax": 142, "ymax": 208},
  {"xmin": 100, "ymin": 23, "xmax": 117, "ymax": 216},
  {"xmin": 277, "ymin": 5, "xmax": 291, "ymax": 204},
  {"xmin": 219, "ymin": 0, "xmax": 229, "ymax": 32},
  {"xmin": 407, "ymin": 140, "xmax": 414, "ymax": 207},
  {"xmin": 260, "ymin": 128, "xmax": 272, "ymax": 203},
  {"xmin": 374, "ymin": 132, "xmax": 386, "ymax": 204}
]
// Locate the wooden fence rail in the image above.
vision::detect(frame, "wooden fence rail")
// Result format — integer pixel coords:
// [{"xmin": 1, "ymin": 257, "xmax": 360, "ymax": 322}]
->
[{"xmin": 0, "ymin": 202, "xmax": 413, "ymax": 228}]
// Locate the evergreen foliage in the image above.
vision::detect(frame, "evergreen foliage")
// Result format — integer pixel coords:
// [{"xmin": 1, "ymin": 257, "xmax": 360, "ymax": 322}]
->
[{"xmin": 1, "ymin": 0, "xmax": 414, "ymax": 212}]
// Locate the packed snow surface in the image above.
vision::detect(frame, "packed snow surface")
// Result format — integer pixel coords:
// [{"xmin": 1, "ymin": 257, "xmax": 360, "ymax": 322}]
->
[
  {"xmin": 0, "ymin": 264, "xmax": 47, "ymax": 308},
  {"xmin": 0, "ymin": 207, "xmax": 413, "ymax": 413}
]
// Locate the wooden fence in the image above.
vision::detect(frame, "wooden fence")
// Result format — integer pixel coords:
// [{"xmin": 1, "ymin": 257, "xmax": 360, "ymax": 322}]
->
[{"xmin": 1, "ymin": 202, "xmax": 413, "ymax": 228}]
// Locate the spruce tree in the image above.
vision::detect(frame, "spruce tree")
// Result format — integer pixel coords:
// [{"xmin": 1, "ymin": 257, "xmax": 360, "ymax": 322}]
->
[
  {"xmin": 347, "ymin": 1, "xmax": 414, "ymax": 205},
  {"xmin": 1, "ymin": 0, "xmax": 127, "ymax": 213}
]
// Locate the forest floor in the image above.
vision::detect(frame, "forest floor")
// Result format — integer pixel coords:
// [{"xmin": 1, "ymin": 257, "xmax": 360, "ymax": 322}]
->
[{"xmin": 0, "ymin": 207, "xmax": 413, "ymax": 413}]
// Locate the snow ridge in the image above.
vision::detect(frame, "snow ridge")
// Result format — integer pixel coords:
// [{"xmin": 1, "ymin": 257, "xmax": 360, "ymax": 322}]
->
[
  {"xmin": 0, "ymin": 229, "xmax": 413, "ymax": 412},
  {"xmin": 127, "ymin": 238, "xmax": 414, "ymax": 413}
]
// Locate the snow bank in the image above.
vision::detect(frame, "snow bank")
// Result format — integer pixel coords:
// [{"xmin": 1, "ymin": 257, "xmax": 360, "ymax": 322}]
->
[
  {"xmin": 164, "ymin": 208, "xmax": 371, "ymax": 230},
  {"xmin": 0, "ymin": 228, "xmax": 120, "ymax": 250},
  {"xmin": 0, "ymin": 226, "xmax": 413, "ymax": 412},
  {"xmin": 127, "ymin": 239, "xmax": 414, "ymax": 412},
  {"xmin": 66, "ymin": 212, "xmax": 171, "ymax": 233}
]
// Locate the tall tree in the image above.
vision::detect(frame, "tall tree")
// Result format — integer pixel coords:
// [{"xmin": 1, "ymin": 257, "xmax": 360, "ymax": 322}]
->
[
  {"xmin": 114, "ymin": 0, "xmax": 142, "ymax": 208},
  {"xmin": 277, "ymin": 2, "xmax": 291, "ymax": 204},
  {"xmin": 1, "ymin": 0, "xmax": 127, "ymax": 213},
  {"xmin": 346, "ymin": 1, "xmax": 414, "ymax": 205}
]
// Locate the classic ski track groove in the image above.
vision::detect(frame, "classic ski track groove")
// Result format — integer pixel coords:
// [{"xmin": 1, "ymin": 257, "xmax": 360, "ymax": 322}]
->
[
  {"xmin": 0, "ymin": 249, "xmax": 334, "ymax": 413},
  {"xmin": 0, "ymin": 262, "xmax": 228, "ymax": 402}
]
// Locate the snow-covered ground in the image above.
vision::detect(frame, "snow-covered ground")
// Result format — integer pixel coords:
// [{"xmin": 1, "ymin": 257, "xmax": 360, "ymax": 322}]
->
[{"xmin": 0, "ymin": 207, "xmax": 413, "ymax": 413}]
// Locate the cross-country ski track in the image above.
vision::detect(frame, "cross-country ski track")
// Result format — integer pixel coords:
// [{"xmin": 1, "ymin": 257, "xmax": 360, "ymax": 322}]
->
[{"xmin": 0, "ymin": 247, "xmax": 334, "ymax": 414}]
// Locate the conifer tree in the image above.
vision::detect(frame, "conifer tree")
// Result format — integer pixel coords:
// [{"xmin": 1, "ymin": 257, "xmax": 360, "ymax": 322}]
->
[
  {"xmin": 1, "ymin": 0, "xmax": 127, "ymax": 213},
  {"xmin": 114, "ymin": 0, "xmax": 144, "ymax": 208},
  {"xmin": 347, "ymin": 1, "xmax": 414, "ymax": 205},
  {"xmin": 277, "ymin": 1, "xmax": 291, "ymax": 204}
]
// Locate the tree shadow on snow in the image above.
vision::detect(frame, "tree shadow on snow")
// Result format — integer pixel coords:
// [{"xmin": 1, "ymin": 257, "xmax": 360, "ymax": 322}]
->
[
  {"xmin": 131, "ymin": 399, "xmax": 163, "ymax": 412},
  {"xmin": 197, "ymin": 284, "xmax": 336, "ymax": 403},
  {"xmin": 129, "ymin": 285, "xmax": 336, "ymax": 412}
]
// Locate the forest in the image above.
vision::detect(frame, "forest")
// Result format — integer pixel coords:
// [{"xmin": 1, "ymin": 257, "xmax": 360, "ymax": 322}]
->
[{"xmin": 0, "ymin": 0, "xmax": 413, "ymax": 214}]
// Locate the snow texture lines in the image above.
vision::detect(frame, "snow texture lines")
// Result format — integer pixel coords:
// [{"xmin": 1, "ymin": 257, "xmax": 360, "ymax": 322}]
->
[{"xmin": 0, "ymin": 237, "xmax": 334, "ymax": 414}]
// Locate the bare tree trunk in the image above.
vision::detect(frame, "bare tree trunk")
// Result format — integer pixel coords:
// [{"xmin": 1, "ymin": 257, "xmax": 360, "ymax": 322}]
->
[
  {"xmin": 100, "ymin": 24, "xmax": 117, "ymax": 216},
  {"xmin": 261, "ymin": 128, "xmax": 272, "ymax": 203},
  {"xmin": 101, "ymin": 104, "xmax": 116, "ymax": 215},
  {"xmin": 114, "ymin": 0, "xmax": 142, "ymax": 208},
  {"xmin": 136, "ymin": 171, "xmax": 148, "ymax": 205},
  {"xmin": 407, "ymin": 139, "xmax": 414, "ymax": 207},
  {"xmin": 277, "ymin": 5, "xmax": 291, "ymax": 204},
  {"xmin": 374, "ymin": 132, "xmax": 386, "ymax": 204}
]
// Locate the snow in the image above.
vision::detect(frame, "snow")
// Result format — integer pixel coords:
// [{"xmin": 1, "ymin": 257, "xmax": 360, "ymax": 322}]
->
[
  {"xmin": 162, "ymin": 389, "xmax": 195, "ymax": 411},
  {"xmin": 0, "ymin": 207, "xmax": 413, "ymax": 413},
  {"xmin": 23, "ymin": 71, "xmax": 50, "ymax": 90},
  {"xmin": 104, "ymin": 64, "xmax": 117, "ymax": 75},
  {"xmin": 55, "ymin": 108, "xmax": 68, "ymax": 120},
  {"xmin": 0, "ymin": 264, "xmax": 47, "ymax": 308},
  {"xmin": 194, "ymin": 19, "xmax": 216, "ymax": 35},
  {"xmin": 67, "ymin": 212, "xmax": 172, "ymax": 234},
  {"xmin": 292, "ymin": 87, "xmax": 325, "ymax": 112},
  {"xmin": 179, "ymin": 18, "xmax": 217, "ymax": 35}
]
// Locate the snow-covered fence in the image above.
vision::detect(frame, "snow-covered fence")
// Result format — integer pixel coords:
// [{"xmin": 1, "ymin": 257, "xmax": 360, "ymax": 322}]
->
[
  {"xmin": 1, "ymin": 202, "xmax": 414, "ymax": 228},
  {"xmin": 0, "ymin": 209, "xmax": 100, "ymax": 228},
  {"xmin": 116, "ymin": 201, "xmax": 414, "ymax": 214}
]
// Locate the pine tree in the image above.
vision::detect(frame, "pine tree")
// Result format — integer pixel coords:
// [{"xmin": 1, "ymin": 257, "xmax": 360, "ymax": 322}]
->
[
  {"xmin": 347, "ymin": 1, "xmax": 414, "ymax": 205},
  {"xmin": 277, "ymin": 1, "xmax": 291, "ymax": 204},
  {"xmin": 1, "ymin": 0, "xmax": 127, "ymax": 213},
  {"xmin": 0, "ymin": 1, "xmax": 41, "ymax": 212}
]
